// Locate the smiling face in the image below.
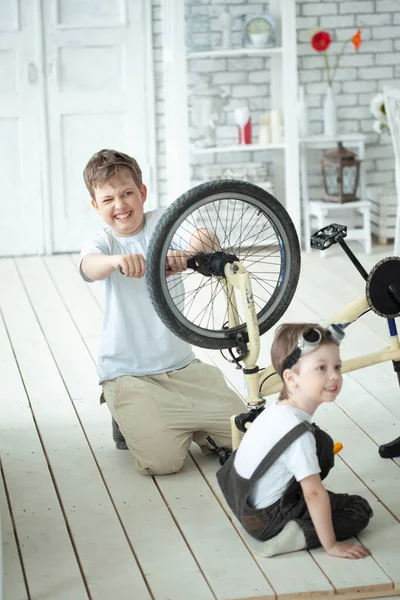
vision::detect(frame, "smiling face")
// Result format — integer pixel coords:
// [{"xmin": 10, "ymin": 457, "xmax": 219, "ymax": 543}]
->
[
  {"xmin": 91, "ymin": 169, "xmax": 147, "ymax": 237},
  {"xmin": 284, "ymin": 343, "xmax": 343, "ymax": 413}
]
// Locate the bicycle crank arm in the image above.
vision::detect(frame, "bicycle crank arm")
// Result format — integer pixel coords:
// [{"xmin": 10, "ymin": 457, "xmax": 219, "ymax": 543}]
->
[{"xmin": 311, "ymin": 223, "xmax": 368, "ymax": 281}]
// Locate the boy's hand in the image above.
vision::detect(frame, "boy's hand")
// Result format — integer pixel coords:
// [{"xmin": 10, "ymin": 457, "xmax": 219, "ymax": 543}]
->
[
  {"xmin": 326, "ymin": 541, "xmax": 370, "ymax": 559},
  {"xmin": 113, "ymin": 254, "xmax": 146, "ymax": 278},
  {"xmin": 165, "ymin": 250, "xmax": 189, "ymax": 277}
]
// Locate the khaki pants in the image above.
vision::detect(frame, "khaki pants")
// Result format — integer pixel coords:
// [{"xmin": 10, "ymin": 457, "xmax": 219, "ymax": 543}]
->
[{"xmin": 102, "ymin": 359, "xmax": 245, "ymax": 476}]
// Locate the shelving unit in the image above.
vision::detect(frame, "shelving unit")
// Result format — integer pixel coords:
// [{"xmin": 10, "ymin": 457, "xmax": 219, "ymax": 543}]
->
[
  {"xmin": 161, "ymin": 0, "xmax": 301, "ymax": 237},
  {"xmin": 192, "ymin": 142, "xmax": 286, "ymax": 155},
  {"xmin": 187, "ymin": 47, "xmax": 284, "ymax": 59}
]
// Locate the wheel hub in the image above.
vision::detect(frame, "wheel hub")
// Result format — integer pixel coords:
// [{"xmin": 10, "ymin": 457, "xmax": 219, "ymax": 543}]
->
[{"xmin": 187, "ymin": 251, "xmax": 239, "ymax": 277}]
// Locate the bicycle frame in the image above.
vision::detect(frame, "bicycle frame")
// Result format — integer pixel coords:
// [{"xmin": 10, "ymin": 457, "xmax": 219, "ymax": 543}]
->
[{"xmin": 224, "ymin": 262, "xmax": 400, "ymax": 450}]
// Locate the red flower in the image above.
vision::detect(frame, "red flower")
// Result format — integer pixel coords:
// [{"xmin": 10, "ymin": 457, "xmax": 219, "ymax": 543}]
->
[
  {"xmin": 311, "ymin": 31, "xmax": 331, "ymax": 52},
  {"xmin": 352, "ymin": 29, "xmax": 362, "ymax": 51}
]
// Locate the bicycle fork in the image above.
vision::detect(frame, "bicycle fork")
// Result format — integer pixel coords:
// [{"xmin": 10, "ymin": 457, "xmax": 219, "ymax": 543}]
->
[{"xmin": 224, "ymin": 261, "xmax": 265, "ymax": 450}]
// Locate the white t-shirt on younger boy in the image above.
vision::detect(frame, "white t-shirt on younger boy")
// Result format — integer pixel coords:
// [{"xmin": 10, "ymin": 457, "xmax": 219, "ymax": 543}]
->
[{"xmin": 234, "ymin": 402, "xmax": 320, "ymax": 508}]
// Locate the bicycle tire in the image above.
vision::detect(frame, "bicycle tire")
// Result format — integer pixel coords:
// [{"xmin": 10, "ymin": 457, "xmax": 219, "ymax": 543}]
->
[{"xmin": 146, "ymin": 179, "xmax": 301, "ymax": 350}]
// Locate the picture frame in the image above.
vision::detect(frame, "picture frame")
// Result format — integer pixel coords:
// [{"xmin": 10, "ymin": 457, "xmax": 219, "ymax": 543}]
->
[{"xmin": 241, "ymin": 13, "xmax": 276, "ymax": 48}]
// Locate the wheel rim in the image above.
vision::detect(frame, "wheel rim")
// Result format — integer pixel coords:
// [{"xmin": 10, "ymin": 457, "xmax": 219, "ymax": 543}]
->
[{"xmin": 157, "ymin": 190, "xmax": 294, "ymax": 343}]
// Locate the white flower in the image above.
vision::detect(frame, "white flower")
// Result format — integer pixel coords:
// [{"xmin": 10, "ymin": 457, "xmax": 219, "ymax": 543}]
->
[
  {"xmin": 372, "ymin": 119, "xmax": 385, "ymax": 134},
  {"xmin": 370, "ymin": 93, "xmax": 386, "ymax": 119},
  {"xmin": 370, "ymin": 93, "xmax": 389, "ymax": 134}
]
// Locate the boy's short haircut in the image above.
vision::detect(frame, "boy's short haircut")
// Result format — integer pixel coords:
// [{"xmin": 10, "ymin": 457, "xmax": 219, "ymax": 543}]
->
[
  {"xmin": 83, "ymin": 148, "xmax": 142, "ymax": 199},
  {"xmin": 271, "ymin": 323, "xmax": 336, "ymax": 399}
]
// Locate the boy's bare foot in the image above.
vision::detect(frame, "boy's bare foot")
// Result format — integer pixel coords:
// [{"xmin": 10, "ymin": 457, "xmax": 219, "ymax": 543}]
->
[{"xmin": 112, "ymin": 417, "xmax": 128, "ymax": 450}]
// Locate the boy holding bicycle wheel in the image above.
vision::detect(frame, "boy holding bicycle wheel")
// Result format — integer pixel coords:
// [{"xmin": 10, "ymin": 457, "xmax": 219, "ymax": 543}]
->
[
  {"xmin": 217, "ymin": 323, "xmax": 373, "ymax": 559},
  {"xmin": 79, "ymin": 148, "xmax": 245, "ymax": 475}
]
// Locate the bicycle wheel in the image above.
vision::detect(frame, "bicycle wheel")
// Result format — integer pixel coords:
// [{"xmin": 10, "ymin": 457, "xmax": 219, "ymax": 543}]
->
[{"xmin": 146, "ymin": 179, "xmax": 301, "ymax": 350}]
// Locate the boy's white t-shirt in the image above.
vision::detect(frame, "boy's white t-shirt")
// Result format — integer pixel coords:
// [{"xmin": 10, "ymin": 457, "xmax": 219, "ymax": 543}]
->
[
  {"xmin": 80, "ymin": 208, "xmax": 195, "ymax": 383},
  {"xmin": 234, "ymin": 403, "xmax": 320, "ymax": 508}
]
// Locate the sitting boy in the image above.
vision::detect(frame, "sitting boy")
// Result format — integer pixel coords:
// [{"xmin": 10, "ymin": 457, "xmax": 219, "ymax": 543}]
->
[
  {"xmin": 80, "ymin": 148, "xmax": 245, "ymax": 475},
  {"xmin": 217, "ymin": 323, "xmax": 373, "ymax": 559}
]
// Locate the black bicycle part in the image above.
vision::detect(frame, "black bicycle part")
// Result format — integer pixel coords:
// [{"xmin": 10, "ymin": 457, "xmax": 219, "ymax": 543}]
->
[
  {"xmin": 146, "ymin": 179, "xmax": 301, "ymax": 350},
  {"xmin": 311, "ymin": 222, "xmax": 369, "ymax": 280},
  {"xmin": 234, "ymin": 405, "xmax": 265, "ymax": 433},
  {"xmin": 336, "ymin": 236, "xmax": 369, "ymax": 281},
  {"xmin": 310, "ymin": 223, "xmax": 347, "ymax": 250},
  {"xmin": 205, "ymin": 435, "xmax": 232, "ymax": 465},
  {"xmin": 366, "ymin": 257, "xmax": 400, "ymax": 318},
  {"xmin": 187, "ymin": 251, "xmax": 240, "ymax": 277}
]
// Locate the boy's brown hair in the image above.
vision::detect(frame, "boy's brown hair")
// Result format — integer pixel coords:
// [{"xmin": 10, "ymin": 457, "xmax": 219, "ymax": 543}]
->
[
  {"xmin": 271, "ymin": 323, "xmax": 336, "ymax": 400},
  {"xmin": 83, "ymin": 149, "xmax": 142, "ymax": 200}
]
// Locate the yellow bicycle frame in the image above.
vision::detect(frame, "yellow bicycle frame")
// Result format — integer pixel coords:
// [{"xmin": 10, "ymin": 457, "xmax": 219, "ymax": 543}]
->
[{"xmin": 224, "ymin": 262, "xmax": 400, "ymax": 450}]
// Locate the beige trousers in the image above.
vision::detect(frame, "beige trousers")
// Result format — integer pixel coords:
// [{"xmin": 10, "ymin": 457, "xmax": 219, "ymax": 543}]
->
[{"xmin": 102, "ymin": 359, "xmax": 245, "ymax": 476}]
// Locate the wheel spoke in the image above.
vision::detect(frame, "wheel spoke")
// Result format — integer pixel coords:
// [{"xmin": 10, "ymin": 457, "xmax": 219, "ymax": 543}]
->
[
  {"xmin": 146, "ymin": 180, "xmax": 300, "ymax": 349},
  {"xmin": 164, "ymin": 197, "xmax": 285, "ymax": 332}
]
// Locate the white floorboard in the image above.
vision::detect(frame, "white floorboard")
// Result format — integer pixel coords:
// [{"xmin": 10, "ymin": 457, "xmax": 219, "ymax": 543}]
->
[
  {"xmin": 0, "ymin": 243, "xmax": 399, "ymax": 600},
  {"xmin": 0, "ymin": 469, "xmax": 28, "ymax": 600}
]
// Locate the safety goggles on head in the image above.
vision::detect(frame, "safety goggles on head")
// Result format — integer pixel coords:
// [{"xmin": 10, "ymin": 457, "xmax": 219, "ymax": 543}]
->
[{"xmin": 281, "ymin": 324, "xmax": 345, "ymax": 377}]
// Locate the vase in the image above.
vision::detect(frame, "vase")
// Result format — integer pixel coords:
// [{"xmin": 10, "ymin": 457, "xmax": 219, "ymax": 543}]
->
[
  {"xmin": 297, "ymin": 86, "xmax": 309, "ymax": 137},
  {"xmin": 238, "ymin": 117, "xmax": 252, "ymax": 144},
  {"xmin": 323, "ymin": 86, "xmax": 337, "ymax": 137},
  {"xmin": 270, "ymin": 109, "xmax": 282, "ymax": 143},
  {"xmin": 219, "ymin": 10, "xmax": 233, "ymax": 49},
  {"xmin": 190, "ymin": 74, "xmax": 230, "ymax": 147}
]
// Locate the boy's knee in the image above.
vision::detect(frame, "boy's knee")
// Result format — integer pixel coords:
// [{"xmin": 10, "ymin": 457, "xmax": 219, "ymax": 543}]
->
[
  {"xmin": 135, "ymin": 454, "xmax": 186, "ymax": 476},
  {"xmin": 119, "ymin": 427, "xmax": 192, "ymax": 476},
  {"xmin": 352, "ymin": 495, "xmax": 374, "ymax": 524}
]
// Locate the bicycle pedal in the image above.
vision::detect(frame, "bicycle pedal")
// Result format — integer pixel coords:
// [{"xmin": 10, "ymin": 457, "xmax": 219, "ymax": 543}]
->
[{"xmin": 310, "ymin": 223, "xmax": 347, "ymax": 251}]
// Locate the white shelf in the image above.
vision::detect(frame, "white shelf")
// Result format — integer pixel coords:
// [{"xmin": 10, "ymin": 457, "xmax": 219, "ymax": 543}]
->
[
  {"xmin": 162, "ymin": 0, "xmax": 300, "ymax": 235},
  {"xmin": 300, "ymin": 133, "xmax": 367, "ymax": 145},
  {"xmin": 187, "ymin": 46, "xmax": 283, "ymax": 59},
  {"xmin": 191, "ymin": 142, "xmax": 286, "ymax": 155}
]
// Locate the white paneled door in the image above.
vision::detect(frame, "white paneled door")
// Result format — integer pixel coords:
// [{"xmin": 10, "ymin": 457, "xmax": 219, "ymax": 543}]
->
[
  {"xmin": 0, "ymin": 0, "xmax": 154, "ymax": 256},
  {"xmin": 43, "ymin": 0, "xmax": 154, "ymax": 253},
  {"xmin": 0, "ymin": 1, "xmax": 44, "ymax": 256}
]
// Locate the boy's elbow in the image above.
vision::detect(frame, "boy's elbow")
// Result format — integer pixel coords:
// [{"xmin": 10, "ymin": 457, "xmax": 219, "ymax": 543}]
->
[
  {"xmin": 303, "ymin": 488, "xmax": 324, "ymax": 502},
  {"xmin": 300, "ymin": 474, "xmax": 327, "ymax": 501},
  {"xmin": 81, "ymin": 256, "xmax": 101, "ymax": 281}
]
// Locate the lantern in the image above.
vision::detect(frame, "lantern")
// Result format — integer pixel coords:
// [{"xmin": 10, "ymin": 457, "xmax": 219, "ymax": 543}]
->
[{"xmin": 320, "ymin": 141, "xmax": 361, "ymax": 203}]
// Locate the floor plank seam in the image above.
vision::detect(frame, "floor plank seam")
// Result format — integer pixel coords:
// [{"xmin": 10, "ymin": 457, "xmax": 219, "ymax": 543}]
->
[
  {"xmin": 62, "ymin": 255, "xmax": 252, "ymax": 599},
  {"xmin": 334, "ymin": 401, "xmax": 400, "ymax": 469},
  {"xmin": 3, "ymin": 262, "xmax": 94, "ymax": 598},
  {"xmin": 189, "ymin": 450, "xmax": 282, "ymax": 599},
  {"xmin": 0, "ymin": 458, "xmax": 31, "ymax": 600},
  {"xmin": 42, "ymin": 256, "xmax": 98, "ymax": 369},
  {"xmin": 335, "ymin": 454, "xmax": 400, "ymax": 525},
  {"xmin": 24, "ymin": 257, "xmax": 158, "ymax": 600},
  {"xmin": 4, "ymin": 250, "xmax": 396, "ymax": 600},
  {"xmin": 152, "ymin": 474, "xmax": 220, "ymax": 600},
  {"xmin": 347, "ymin": 371, "xmax": 400, "ymax": 420}
]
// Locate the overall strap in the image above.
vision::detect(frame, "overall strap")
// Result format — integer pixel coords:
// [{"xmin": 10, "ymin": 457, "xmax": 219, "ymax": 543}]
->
[{"xmin": 250, "ymin": 421, "xmax": 313, "ymax": 484}]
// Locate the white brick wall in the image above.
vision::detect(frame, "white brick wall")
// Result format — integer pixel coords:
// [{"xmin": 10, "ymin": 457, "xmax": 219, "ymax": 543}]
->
[
  {"xmin": 152, "ymin": 0, "xmax": 398, "ymax": 206},
  {"xmin": 296, "ymin": 0, "xmax": 397, "ymax": 198}
]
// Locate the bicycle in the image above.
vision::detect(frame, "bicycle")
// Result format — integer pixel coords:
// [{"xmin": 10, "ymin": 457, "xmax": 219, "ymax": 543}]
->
[{"xmin": 146, "ymin": 179, "xmax": 400, "ymax": 460}]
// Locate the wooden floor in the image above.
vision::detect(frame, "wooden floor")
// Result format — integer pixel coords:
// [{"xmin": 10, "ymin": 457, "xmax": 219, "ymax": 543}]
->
[{"xmin": 1, "ymin": 243, "xmax": 400, "ymax": 600}]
